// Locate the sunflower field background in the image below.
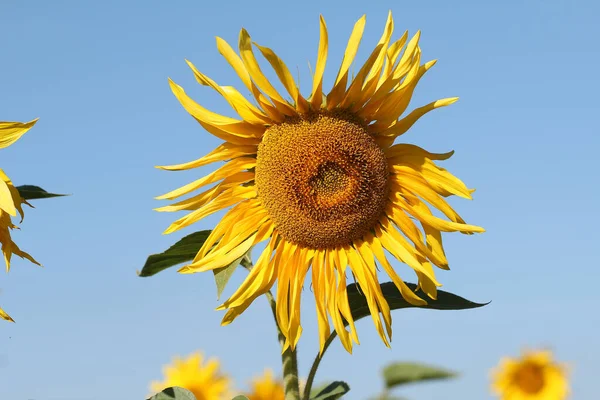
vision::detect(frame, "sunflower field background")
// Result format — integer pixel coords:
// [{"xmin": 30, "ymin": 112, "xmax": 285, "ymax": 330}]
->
[{"xmin": 1, "ymin": 0, "xmax": 598, "ymax": 399}]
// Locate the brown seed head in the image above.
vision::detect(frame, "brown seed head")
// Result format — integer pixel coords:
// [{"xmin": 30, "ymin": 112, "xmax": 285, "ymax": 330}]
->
[{"xmin": 255, "ymin": 112, "xmax": 389, "ymax": 249}]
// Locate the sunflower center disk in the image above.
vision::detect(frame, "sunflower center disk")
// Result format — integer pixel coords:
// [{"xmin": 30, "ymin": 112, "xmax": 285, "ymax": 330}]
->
[
  {"xmin": 515, "ymin": 364, "xmax": 545, "ymax": 394},
  {"xmin": 256, "ymin": 113, "xmax": 389, "ymax": 249}
]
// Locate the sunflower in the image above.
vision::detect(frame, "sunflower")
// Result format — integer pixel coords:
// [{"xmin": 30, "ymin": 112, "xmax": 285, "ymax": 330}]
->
[
  {"xmin": 491, "ymin": 350, "xmax": 570, "ymax": 400},
  {"xmin": 0, "ymin": 119, "xmax": 40, "ymax": 322},
  {"xmin": 150, "ymin": 352, "xmax": 232, "ymax": 400},
  {"xmin": 246, "ymin": 369, "xmax": 285, "ymax": 400},
  {"xmin": 157, "ymin": 11, "xmax": 483, "ymax": 352}
]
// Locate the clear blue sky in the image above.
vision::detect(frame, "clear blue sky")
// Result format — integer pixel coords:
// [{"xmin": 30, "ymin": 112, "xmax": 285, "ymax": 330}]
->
[{"xmin": 1, "ymin": 0, "xmax": 598, "ymax": 399}]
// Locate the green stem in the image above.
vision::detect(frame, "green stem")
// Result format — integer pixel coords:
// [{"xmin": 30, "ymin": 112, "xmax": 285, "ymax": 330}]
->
[
  {"xmin": 266, "ymin": 291, "xmax": 300, "ymax": 400},
  {"xmin": 302, "ymin": 332, "xmax": 337, "ymax": 400}
]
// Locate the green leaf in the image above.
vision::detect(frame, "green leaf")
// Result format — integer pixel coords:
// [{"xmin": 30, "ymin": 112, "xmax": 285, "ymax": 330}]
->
[
  {"xmin": 231, "ymin": 396, "xmax": 250, "ymax": 400},
  {"xmin": 382, "ymin": 362, "xmax": 457, "ymax": 388},
  {"xmin": 311, "ymin": 381, "xmax": 350, "ymax": 400},
  {"xmin": 138, "ymin": 231, "xmax": 210, "ymax": 277},
  {"xmin": 213, "ymin": 250, "xmax": 251, "ymax": 300},
  {"xmin": 347, "ymin": 281, "xmax": 487, "ymax": 322},
  {"xmin": 16, "ymin": 185, "xmax": 67, "ymax": 200},
  {"xmin": 146, "ymin": 387, "xmax": 196, "ymax": 400}
]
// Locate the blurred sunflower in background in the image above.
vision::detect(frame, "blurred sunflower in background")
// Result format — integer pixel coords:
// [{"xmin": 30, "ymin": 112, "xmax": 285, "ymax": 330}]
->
[
  {"xmin": 150, "ymin": 352, "xmax": 232, "ymax": 400},
  {"xmin": 0, "ymin": 119, "xmax": 40, "ymax": 322},
  {"xmin": 158, "ymin": 11, "xmax": 483, "ymax": 352},
  {"xmin": 491, "ymin": 349, "xmax": 570, "ymax": 400},
  {"xmin": 246, "ymin": 369, "xmax": 285, "ymax": 400}
]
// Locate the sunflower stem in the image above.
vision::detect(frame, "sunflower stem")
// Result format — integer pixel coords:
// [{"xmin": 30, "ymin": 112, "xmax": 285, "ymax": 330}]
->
[
  {"xmin": 266, "ymin": 291, "xmax": 301, "ymax": 400},
  {"xmin": 302, "ymin": 332, "xmax": 337, "ymax": 400}
]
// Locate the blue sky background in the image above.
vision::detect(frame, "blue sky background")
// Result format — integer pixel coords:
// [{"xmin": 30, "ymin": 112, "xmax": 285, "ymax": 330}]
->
[{"xmin": 1, "ymin": 0, "xmax": 598, "ymax": 399}]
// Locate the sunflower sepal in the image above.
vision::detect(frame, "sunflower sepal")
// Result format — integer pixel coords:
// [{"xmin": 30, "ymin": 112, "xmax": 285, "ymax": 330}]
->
[
  {"xmin": 146, "ymin": 386, "xmax": 197, "ymax": 400},
  {"xmin": 214, "ymin": 249, "xmax": 252, "ymax": 300}
]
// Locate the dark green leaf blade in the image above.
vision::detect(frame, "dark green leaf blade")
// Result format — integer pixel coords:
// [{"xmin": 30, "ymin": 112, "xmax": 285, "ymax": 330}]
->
[
  {"xmin": 347, "ymin": 281, "xmax": 487, "ymax": 322},
  {"xmin": 311, "ymin": 381, "xmax": 350, "ymax": 400},
  {"xmin": 146, "ymin": 386, "xmax": 196, "ymax": 400},
  {"xmin": 16, "ymin": 185, "xmax": 67, "ymax": 200},
  {"xmin": 382, "ymin": 362, "xmax": 457, "ymax": 388},
  {"xmin": 138, "ymin": 230, "xmax": 211, "ymax": 277}
]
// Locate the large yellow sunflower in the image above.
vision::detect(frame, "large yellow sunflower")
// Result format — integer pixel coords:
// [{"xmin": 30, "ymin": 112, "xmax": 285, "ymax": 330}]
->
[
  {"xmin": 157, "ymin": 11, "xmax": 483, "ymax": 352},
  {"xmin": 246, "ymin": 369, "xmax": 285, "ymax": 400},
  {"xmin": 0, "ymin": 119, "xmax": 40, "ymax": 322},
  {"xmin": 150, "ymin": 352, "xmax": 232, "ymax": 400},
  {"xmin": 491, "ymin": 350, "xmax": 570, "ymax": 400}
]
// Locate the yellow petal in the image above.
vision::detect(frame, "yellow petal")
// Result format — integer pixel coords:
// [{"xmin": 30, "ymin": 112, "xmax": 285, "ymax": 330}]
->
[
  {"xmin": 377, "ymin": 220, "xmax": 440, "ymax": 285},
  {"xmin": 332, "ymin": 248, "xmax": 359, "ymax": 345},
  {"xmin": 154, "ymin": 172, "xmax": 254, "ymax": 213},
  {"xmin": 395, "ymin": 191, "xmax": 484, "ymax": 233},
  {"xmin": 196, "ymin": 200, "xmax": 257, "ymax": 258},
  {"xmin": 169, "ymin": 79, "xmax": 262, "ymax": 145},
  {"xmin": 378, "ymin": 31, "xmax": 409, "ymax": 89},
  {"xmin": 0, "ymin": 169, "xmax": 24, "ymax": 221},
  {"xmin": 179, "ymin": 231, "xmax": 258, "ymax": 273},
  {"xmin": 287, "ymin": 247, "xmax": 311, "ymax": 349},
  {"xmin": 347, "ymin": 11, "xmax": 395, "ymax": 111},
  {"xmin": 384, "ymin": 202, "xmax": 448, "ymax": 268},
  {"xmin": 0, "ymin": 119, "xmax": 38, "ymax": 149},
  {"xmin": 341, "ymin": 12, "xmax": 394, "ymax": 110},
  {"xmin": 383, "ymin": 97, "xmax": 459, "ymax": 138},
  {"xmin": 391, "ymin": 177, "xmax": 469, "ymax": 225},
  {"xmin": 385, "ymin": 143, "xmax": 454, "ymax": 162},
  {"xmin": 162, "ymin": 185, "xmax": 256, "ymax": 234},
  {"xmin": 11, "ymin": 242, "xmax": 40, "ymax": 267},
  {"xmin": 363, "ymin": 31, "xmax": 419, "ymax": 115},
  {"xmin": 345, "ymin": 245, "xmax": 390, "ymax": 347},
  {"xmin": 216, "ymin": 204, "xmax": 268, "ymax": 247},
  {"xmin": 367, "ymin": 233, "xmax": 427, "ymax": 306},
  {"xmin": 355, "ymin": 238, "xmax": 392, "ymax": 338},
  {"xmin": 238, "ymin": 29, "xmax": 296, "ymax": 116},
  {"xmin": 0, "ymin": 179, "xmax": 16, "ymax": 216},
  {"xmin": 310, "ymin": 16, "xmax": 329, "ymax": 109},
  {"xmin": 253, "ymin": 43, "xmax": 308, "ymax": 112},
  {"xmin": 216, "ymin": 37, "xmax": 285, "ymax": 122},
  {"xmin": 0, "ymin": 306, "xmax": 14, "ymax": 322},
  {"xmin": 276, "ymin": 240, "xmax": 296, "ymax": 338},
  {"xmin": 391, "ymin": 158, "xmax": 473, "ymax": 199},
  {"xmin": 370, "ymin": 57, "xmax": 439, "ymax": 129},
  {"xmin": 333, "ymin": 15, "xmax": 366, "ymax": 86},
  {"xmin": 324, "ymin": 249, "xmax": 352, "ymax": 352},
  {"xmin": 156, "ymin": 157, "xmax": 256, "ymax": 200},
  {"xmin": 326, "ymin": 15, "xmax": 367, "ymax": 109},
  {"xmin": 312, "ymin": 249, "xmax": 331, "ymax": 353},
  {"xmin": 157, "ymin": 142, "xmax": 257, "ymax": 171},
  {"xmin": 218, "ymin": 232, "xmax": 279, "ymax": 309},
  {"xmin": 185, "ymin": 59, "xmax": 271, "ymax": 125}
]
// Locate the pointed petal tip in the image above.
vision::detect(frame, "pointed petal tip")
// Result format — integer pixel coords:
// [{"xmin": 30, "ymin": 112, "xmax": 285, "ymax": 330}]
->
[
  {"xmin": 177, "ymin": 264, "xmax": 192, "ymax": 273},
  {"xmin": 162, "ymin": 225, "xmax": 177, "ymax": 235}
]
